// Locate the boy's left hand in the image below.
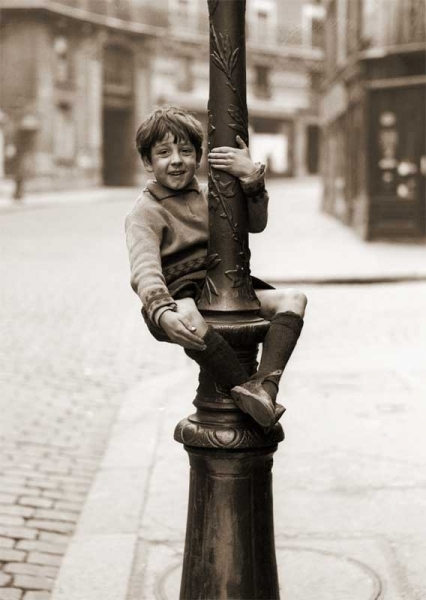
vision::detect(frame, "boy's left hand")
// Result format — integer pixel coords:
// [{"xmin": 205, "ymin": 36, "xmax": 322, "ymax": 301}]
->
[{"xmin": 208, "ymin": 135, "xmax": 257, "ymax": 179}]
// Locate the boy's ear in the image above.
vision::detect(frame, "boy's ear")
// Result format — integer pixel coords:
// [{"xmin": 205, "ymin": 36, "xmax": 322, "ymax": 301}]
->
[{"xmin": 142, "ymin": 156, "xmax": 154, "ymax": 172}]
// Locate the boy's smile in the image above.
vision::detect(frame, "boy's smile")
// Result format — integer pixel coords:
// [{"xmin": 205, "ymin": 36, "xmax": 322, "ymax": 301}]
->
[{"xmin": 144, "ymin": 132, "xmax": 199, "ymax": 191}]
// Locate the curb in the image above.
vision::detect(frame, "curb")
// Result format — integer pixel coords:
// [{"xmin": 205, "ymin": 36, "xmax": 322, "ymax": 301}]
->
[
  {"xmin": 50, "ymin": 367, "xmax": 191, "ymax": 600},
  {"xmin": 269, "ymin": 274, "xmax": 426, "ymax": 286}
]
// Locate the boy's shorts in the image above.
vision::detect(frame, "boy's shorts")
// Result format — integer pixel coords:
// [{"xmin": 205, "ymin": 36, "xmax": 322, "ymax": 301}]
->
[{"xmin": 142, "ymin": 273, "xmax": 274, "ymax": 343}]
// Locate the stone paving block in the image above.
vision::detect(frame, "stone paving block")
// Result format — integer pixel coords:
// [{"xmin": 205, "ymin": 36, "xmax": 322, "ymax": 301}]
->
[
  {"xmin": 13, "ymin": 576, "xmax": 53, "ymax": 591},
  {"xmin": 0, "ymin": 589, "xmax": 22, "ymax": 600},
  {"xmin": 25, "ymin": 521, "xmax": 74, "ymax": 535},
  {"xmin": 3, "ymin": 563, "xmax": 57, "ymax": 579},
  {"xmin": 25, "ymin": 480, "xmax": 59, "ymax": 491},
  {"xmin": 38, "ymin": 533, "xmax": 69, "ymax": 546},
  {"xmin": 15, "ymin": 541, "xmax": 66, "ymax": 556},
  {"xmin": 0, "ymin": 536, "xmax": 15, "ymax": 548},
  {"xmin": 0, "ymin": 494, "xmax": 17, "ymax": 505},
  {"xmin": 27, "ymin": 552, "xmax": 62, "ymax": 567},
  {"xmin": 23, "ymin": 593, "xmax": 50, "ymax": 600},
  {"xmin": 41, "ymin": 491, "xmax": 84, "ymax": 503},
  {"xmin": 0, "ymin": 507, "xmax": 35, "ymax": 519},
  {"xmin": 0, "ymin": 548, "xmax": 26, "ymax": 562},
  {"xmin": 32, "ymin": 510, "xmax": 77, "ymax": 523},
  {"xmin": 53, "ymin": 502, "xmax": 81, "ymax": 513},
  {"xmin": 0, "ymin": 527, "xmax": 37, "ymax": 541},
  {"xmin": 0, "ymin": 516, "xmax": 25, "ymax": 528},
  {"xmin": 17, "ymin": 499, "xmax": 53, "ymax": 510},
  {"xmin": 0, "ymin": 573, "xmax": 12, "ymax": 587},
  {"xmin": 0, "ymin": 486, "xmax": 31, "ymax": 497}
]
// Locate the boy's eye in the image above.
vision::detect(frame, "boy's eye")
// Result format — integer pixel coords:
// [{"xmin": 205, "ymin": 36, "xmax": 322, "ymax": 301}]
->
[{"xmin": 182, "ymin": 147, "xmax": 193, "ymax": 154}]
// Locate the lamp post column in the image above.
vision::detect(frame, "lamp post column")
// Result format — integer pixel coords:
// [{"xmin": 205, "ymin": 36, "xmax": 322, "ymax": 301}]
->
[{"xmin": 174, "ymin": 2, "xmax": 283, "ymax": 598}]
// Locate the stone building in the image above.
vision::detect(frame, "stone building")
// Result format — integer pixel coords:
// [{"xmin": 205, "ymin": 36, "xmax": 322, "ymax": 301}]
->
[
  {"xmin": 321, "ymin": 0, "xmax": 426, "ymax": 240},
  {"xmin": 0, "ymin": 0, "xmax": 324, "ymax": 192}
]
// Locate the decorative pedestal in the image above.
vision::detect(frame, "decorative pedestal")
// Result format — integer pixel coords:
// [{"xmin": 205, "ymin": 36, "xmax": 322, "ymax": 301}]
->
[{"xmin": 175, "ymin": 320, "xmax": 284, "ymax": 600}]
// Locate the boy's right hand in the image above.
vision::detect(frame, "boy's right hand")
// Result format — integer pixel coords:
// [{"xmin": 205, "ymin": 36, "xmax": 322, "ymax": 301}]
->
[{"xmin": 159, "ymin": 310, "xmax": 206, "ymax": 351}]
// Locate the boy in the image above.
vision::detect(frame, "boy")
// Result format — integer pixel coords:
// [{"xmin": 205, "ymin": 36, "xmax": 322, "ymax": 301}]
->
[{"xmin": 125, "ymin": 106, "xmax": 307, "ymax": 429}]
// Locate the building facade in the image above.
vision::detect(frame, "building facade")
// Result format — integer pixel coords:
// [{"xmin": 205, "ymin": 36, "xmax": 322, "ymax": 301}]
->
[
  {"xmin": 321, "ymin": 0, "xmax": 426, "ymax": 240},
  {"xmin": 0, "ymin": 0, "xmax": 324, "ymax": 192}
]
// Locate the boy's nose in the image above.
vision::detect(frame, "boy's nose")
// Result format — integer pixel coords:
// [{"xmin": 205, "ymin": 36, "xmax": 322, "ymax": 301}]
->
[{"xmin": 170, "ymin": 152, "xmax": 183, "ymax": 165}]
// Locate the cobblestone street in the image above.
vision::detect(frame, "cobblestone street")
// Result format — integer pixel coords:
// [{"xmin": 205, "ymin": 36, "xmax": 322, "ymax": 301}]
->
[
  {"xmin": 0, "ymin": 192, "xmax": 187, "ymax": 600},
  {"xmin": 1, "ymin": 180, "xmax": 425, "ymax": 599}
]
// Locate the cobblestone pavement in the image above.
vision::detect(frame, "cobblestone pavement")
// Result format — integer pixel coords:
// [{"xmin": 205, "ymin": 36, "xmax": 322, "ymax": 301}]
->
[{"xmin": 0, "ymin": 195, "xmax": 187, "ymax": 600}]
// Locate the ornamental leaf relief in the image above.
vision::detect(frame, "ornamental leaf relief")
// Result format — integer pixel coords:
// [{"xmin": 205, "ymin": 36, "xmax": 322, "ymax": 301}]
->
[{"xmin": 210, "ymin": 26, "xmax": 239, "ymax": 92}]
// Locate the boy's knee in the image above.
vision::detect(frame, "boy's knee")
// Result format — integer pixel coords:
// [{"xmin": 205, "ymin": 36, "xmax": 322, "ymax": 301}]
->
[
  {"xmin": 279, "ymin": 288, "xmax": 307, "ymax": 316},
  {"xmin": 176, "ymin": 298, "xmax": 208, "ymax": 333}
]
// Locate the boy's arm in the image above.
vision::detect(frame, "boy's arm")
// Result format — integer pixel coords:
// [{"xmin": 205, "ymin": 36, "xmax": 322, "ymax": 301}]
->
[
  {"xmin": 125, "ymin": 209, "xmax": 177, "ymax": 325},
  {"xmin": 208, "ymin": 136, "xmax": 268, "ymax": 233},
  {"xmin": 239, "ymin": 164, "xmax": 269, "ymax": 233}
]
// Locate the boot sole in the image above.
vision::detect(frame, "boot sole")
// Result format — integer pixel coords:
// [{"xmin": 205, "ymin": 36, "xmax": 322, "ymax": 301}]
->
[{"xmin": 231, "ymin": 387, "xmax": 275, "ymax": 427}]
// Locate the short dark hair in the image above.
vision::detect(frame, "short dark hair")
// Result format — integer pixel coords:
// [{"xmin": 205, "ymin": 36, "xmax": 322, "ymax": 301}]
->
[{"xmin": 136, "ymin": 105, "xmax": 204, "ymax": 163}]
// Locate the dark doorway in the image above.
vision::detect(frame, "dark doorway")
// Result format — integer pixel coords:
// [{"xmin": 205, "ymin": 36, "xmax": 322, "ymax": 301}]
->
[
  {"xmin": 307, "ymin": 125, "xmax": 320, "ymax": 174},
  {"xmin": 102, "ymin": 107, "xmax": 133, "ymax": 186}
]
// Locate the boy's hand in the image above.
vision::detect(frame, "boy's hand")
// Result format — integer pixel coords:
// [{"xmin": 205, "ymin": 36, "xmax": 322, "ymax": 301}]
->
[
  {"xmin": 159, "ymin": 310, "xmax": 206, "ymax": 351},
  {"xmin": 208, "ymin": 135, "xmax": 257, "ymax": 178}
]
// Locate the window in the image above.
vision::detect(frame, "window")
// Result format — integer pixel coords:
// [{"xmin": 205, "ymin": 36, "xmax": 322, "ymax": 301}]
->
[
  {"xmin": 54, "ymin": 36, "xmax": 71, "ymax": 84},
  {"xmin": 104, "ymin": 45, "xmax": 133, "ymax": 89},
  {"xmin": 248, "ymin": 0, "xmax": 276, "ymax": 44},
  {"xmin": 171, "ymin": 0, "xmax": 197, "ymax": 30},
  {"xmin": 176, "ymin": 56, "xmax": 193, "ymax": 92},
  {"xmin": 254, "ymin": 65, "xmax": 271, "ymax": 99},
  {"xmin": 54, "ymin": 104, "xmax": 75, "ymax": 163},
  {"xmin": 302, "ymin": 3, "xmax": 325, "ymax": 48}
]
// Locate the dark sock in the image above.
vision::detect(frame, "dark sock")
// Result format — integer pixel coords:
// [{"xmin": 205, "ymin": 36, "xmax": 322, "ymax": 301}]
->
[
  {"xmin": 184, "ymin": 326, "xmax": 249, "ymax": 390},
  {"xmin": 256, "ymin": 311, "xmax": 304, "ymax": 401}
]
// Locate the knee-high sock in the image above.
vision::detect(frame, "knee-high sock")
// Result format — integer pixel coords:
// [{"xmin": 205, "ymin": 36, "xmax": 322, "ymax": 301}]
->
[
  {"xmin": 185, "ymin": 326, "xmax": 249, "ymax": 390},
  {"xmin": 256, "ymin": 311, "xmax": 304, "ymax": 401}
]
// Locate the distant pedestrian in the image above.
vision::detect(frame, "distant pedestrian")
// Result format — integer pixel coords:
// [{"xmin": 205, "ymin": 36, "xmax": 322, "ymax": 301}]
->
[{"xmin": 125, "ymin": 106, "xmax": 307, "ymax": 428}]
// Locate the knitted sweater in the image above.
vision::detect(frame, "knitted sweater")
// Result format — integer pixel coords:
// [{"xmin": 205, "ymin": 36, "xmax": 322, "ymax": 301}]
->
[{"xmin": 125, "ymin": 167, "xmax": 268, "ymax": 324}]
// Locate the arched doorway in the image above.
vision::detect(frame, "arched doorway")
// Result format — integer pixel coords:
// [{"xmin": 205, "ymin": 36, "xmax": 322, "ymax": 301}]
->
[{"xmin": 102, "ymin": 44, "xmax": 134, "ymax": 186}]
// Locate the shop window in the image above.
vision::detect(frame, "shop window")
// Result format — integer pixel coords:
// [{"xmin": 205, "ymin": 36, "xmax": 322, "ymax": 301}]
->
[
  {"xmin": 254, "ymin": 65, "xmax": 271, "ymax": 99},
  {"xmin": 54, "ymin": 104, "xmax": 75, "ymax": 163}
]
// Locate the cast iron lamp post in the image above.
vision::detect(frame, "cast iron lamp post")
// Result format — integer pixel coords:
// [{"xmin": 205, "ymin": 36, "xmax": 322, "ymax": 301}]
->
[{"xmin": 174, "ymin": 1, "xmax": 283, "ymax": 598}]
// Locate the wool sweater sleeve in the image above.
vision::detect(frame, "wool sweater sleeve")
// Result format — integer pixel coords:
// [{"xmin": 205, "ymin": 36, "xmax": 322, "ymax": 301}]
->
[
  {"xmin": 125, "ymin": 200, "xmax": 177, "ymax": 324},
  {"xmin": 239, "ymin": 163, "xmax": 269, "ymax": 233}
]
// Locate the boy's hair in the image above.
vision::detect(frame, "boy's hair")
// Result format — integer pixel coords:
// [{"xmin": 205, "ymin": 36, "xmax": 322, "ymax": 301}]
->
[{"xmin": 136, "ymin": 105, "xmax": 204, "ymax": 163}]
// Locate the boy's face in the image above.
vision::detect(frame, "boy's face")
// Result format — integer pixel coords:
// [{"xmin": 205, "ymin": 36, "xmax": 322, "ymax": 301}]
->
[{"xmin": 143, "ymin": 132, "xmax": 199, "ymax": 191}]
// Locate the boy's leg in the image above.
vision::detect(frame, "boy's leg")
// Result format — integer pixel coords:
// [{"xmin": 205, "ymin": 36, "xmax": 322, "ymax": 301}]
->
[
  {"xmin": 175, "ymin": 298, "xmax": 276, "ymax": 426},
  {"xmin": 235, "ymin": 288, "xmax": 307, "ymax": 401},
  {"xmin": 176, "ymin": 298, "xmax": 247, "ymax": 389}
]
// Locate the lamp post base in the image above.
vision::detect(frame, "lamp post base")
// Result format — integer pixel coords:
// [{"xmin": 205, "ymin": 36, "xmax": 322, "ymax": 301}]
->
[
  {"xmin": 177, "ymin": 445, "xmax": 281, "ymax": 600},
  {"xmin": 175, "ymin": 321, "xmax": 283, "ymax": 600}
]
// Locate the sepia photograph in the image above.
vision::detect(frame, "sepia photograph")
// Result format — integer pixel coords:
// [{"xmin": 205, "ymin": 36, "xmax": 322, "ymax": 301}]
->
[{"xmin": 0, "ymin": 0, "xmax": 425, "ymax": 598}]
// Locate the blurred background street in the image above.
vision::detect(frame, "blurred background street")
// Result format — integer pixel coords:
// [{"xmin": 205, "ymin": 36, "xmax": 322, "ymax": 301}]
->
[{"xmin": 1, "ymin": 0, "xmax": 425, "ymax": 598}]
